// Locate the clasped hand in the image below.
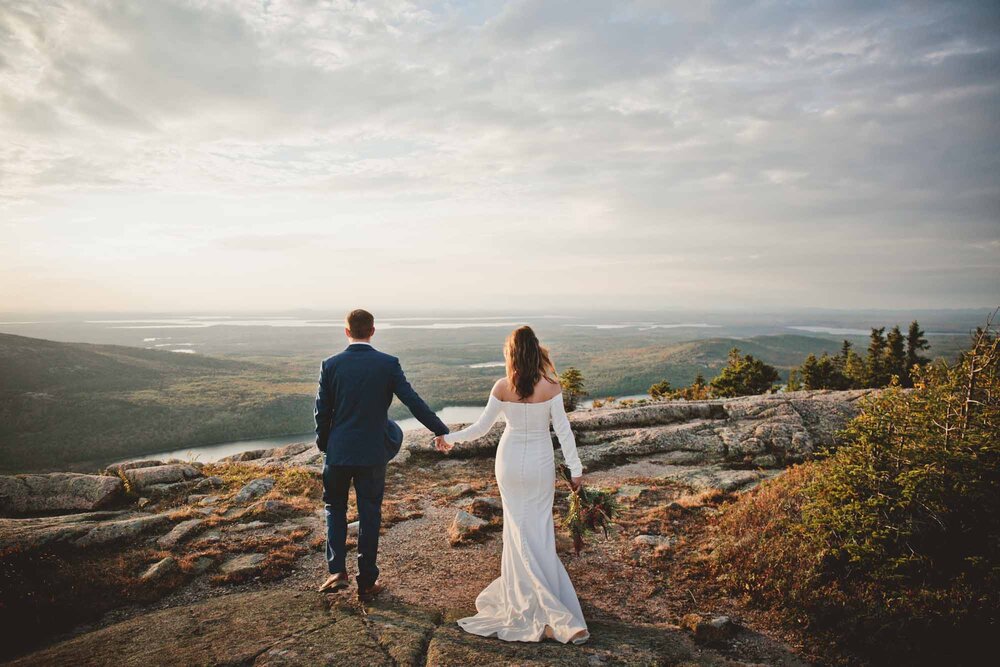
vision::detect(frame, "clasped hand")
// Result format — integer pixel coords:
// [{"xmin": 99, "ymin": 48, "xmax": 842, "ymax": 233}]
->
[{"xmin": 433, "ymin": 435, "xmax": 453, "ymax": 453}]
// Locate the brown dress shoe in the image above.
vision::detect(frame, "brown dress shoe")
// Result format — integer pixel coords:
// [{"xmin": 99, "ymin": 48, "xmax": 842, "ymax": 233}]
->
[
  {"xmin": 357, "ymin": 580, "xmax": 384, "ymax": 602},
  {"xmin": 318, "ymin": 572, "xmax": 349, "ymax": 593}
]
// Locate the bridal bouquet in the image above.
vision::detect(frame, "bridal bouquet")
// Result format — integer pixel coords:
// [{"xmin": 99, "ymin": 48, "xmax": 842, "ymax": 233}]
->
[{"xmin": 559, "ymin": 465, "xmax": 619, "ymax": 554}]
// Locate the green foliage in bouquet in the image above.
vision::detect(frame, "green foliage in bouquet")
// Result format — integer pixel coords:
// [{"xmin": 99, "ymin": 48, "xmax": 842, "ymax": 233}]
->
[{"xmin": 559, "ymin": 465, "xmax": 619, "ymax": 554}]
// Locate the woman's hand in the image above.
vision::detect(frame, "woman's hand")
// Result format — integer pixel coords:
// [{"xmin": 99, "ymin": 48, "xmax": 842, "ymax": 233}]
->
[
  {"xmin": 434, "ymin": 435, "xmax": 453, "ymax": 453},
  {"xmin": 570, "ymin": 476, "xmax": 584, "ymax": 492}
]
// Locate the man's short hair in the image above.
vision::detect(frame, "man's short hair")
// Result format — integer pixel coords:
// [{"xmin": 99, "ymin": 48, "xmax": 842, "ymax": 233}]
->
[{"xmin": 346, "ymin": 309, "xmax": 375, "ymax": 339}]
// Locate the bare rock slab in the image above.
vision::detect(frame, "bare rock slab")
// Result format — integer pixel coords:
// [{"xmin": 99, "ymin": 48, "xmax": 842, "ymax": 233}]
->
[
  {"xmin": 104, "ymin": 460, "xmax": 164, "ymax": 474},
  {"xmin": 73, "ymin": 513, "xmax": 174, "ymax": 548},
  {"xmin": 0, "ymin": 473, "xmax": 123, "ymax": 516},
  {"xmin": 220, "ymin": 553, "xmax": 266, "ymax": 576},
  {"xmin": 156, "ymin": 519, "xmax": 203, "ymax": 549},
  {"xmin": 426, "ymin": 612, "xmax": 721, "ymax": 666},
  {"xmin": 7, "ymin": 589, "xmax": 394, "ymax": 667},
  {"xmin": 140, "ymin": 556, "xmax": 177, "ymax": 582},
  {"xmin": 2, "ymin": 578, "xmax": 799, "ymax": 667},
  {"xmin": 122, "ymin": 464, "xmax": 202, "ymax": 493},
  {"xmin": 350, "ymin": 599, "xmax": 440, "ymax": 667},
  {"xmin": 234, "ymin": 477, "xmax": 275, "ymax": 503},
  {"xmin": 0, "ymin": 511, "xmax": 174, "ymax": 554}
]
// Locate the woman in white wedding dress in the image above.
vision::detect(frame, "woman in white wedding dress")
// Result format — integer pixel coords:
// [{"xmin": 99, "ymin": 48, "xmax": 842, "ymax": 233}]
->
[{"xmin": 436, "ymin": 325, "xmax": 590, "ymax": 645}]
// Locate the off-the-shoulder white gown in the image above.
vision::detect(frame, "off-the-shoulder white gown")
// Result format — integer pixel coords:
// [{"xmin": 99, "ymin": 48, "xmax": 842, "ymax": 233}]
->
[{"xmin": 442, "ymin": 392, "xmax": 589, "ymax": 644}]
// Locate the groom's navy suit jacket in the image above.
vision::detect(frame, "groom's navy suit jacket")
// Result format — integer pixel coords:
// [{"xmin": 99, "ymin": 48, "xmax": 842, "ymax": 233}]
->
[{"xmin": 314, "ymin": 343, "xmax": 449, "ymax": 467}]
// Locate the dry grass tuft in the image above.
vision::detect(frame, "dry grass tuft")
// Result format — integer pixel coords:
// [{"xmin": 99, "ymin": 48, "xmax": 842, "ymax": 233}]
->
[
  {"xmin": 167, "ymin": 506, "xmax": 202, "ymax": 521},
  {"xmin": 208, "ymin": 528, "xmax": 311, "ymax": 585},
  {"xmin": 201, "ymin": 462, "xmax": 323, "ymax": 499},
  {"xmin": 675, "ymin": 488, "xmax": 735, "ymax": 508}
]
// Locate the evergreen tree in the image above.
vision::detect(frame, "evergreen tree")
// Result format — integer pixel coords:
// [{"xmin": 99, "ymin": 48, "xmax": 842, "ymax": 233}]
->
[
  {"xmin": 885, "ymin": 325, "xmax": 907, "ymax": 385},
  {"xmin": 559, "ymin": 367, "xmax": 587, "ymax": 411},
  {"xmin": 905, "ymin": 320, "xmax": 930, "ymax": 388},
  {"xmin": 710, "ymin": 347, "xmax": 780, "ymax": 397},
  {"xmin": 844, "ymin": 349, "xmax": 867, "ymax": 388},
  {"xmin": 796, "ymin": 352, "xmax": 852, "ymax": 390},
  {"xmin": 840, "ymin": 339, "xmax": 853, "ymax": 362},
  {"xmin": 787, "ymin": 368, "xmax": 802, "ymax": 392},
  {"xmin": 866, "ymin": 327, "xmax": 889, "ymax": 388},
  {"xmin": 799, "ymin": 354, "xmax": 820, "ymax": 389}
]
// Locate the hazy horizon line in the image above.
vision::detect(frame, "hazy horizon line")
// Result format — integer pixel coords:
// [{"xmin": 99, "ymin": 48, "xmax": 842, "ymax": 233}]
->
[{"xmin": 1, "ymin": 305, "xmax": 996, "ymax": 318}]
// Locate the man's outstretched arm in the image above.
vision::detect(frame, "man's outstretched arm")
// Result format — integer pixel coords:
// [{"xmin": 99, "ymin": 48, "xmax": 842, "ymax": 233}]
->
[
  {"xmin": 390, "ymin": 358, "xmax": 449, "ymax": 436},
  {"xmin": 314, "ymin": 361, "xmax": 334, "ymax": 452}
]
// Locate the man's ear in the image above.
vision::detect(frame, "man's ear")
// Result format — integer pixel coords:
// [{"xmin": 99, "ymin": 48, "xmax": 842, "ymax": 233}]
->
[
  {"xmin": 345, "ymin": 327, "xmax": 352, "ymax": 339},
  {"xmin": 370, "ymin": 326, "xmax": 375, "ymax": 338}
]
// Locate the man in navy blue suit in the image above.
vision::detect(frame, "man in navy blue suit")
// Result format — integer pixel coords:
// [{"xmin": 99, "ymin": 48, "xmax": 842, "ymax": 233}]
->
[{"xmin": 314, "ymin": 309, "xmax": 450, "ymax": 599}]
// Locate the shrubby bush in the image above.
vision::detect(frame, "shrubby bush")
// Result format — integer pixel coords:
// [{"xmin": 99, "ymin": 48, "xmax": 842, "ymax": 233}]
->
[
  {"xmin": 713, "ymin": 322, "xmax": 1000, "ymax": 664},
  {"xmin": 709, "ymin": 348, "xmax": 779, "ymax": 397}
]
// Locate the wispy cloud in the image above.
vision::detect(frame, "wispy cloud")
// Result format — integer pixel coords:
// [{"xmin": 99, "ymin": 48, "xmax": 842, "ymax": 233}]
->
[{"xmin": 1, "ymin": 0, "xmax": 997, "ymax": 311}]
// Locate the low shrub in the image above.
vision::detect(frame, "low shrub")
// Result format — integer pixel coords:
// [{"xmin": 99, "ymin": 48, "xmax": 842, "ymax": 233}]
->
[{"xmin": 713, "ymin": 322, "xmax": 1000, "ymax": 664}]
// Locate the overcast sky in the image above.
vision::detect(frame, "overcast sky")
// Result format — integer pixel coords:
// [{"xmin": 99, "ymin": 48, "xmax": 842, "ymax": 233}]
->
[{"xmin": 1, "ymin": 0, "xmax": 998, "ymax": 313}]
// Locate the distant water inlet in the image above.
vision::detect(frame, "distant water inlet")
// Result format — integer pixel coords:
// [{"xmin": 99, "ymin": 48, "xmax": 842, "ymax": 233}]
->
[
  {"xmin": 111, "ymin": 395, "xmax": 656, "ymax": 465},
  {"xmin": 117, "ymin": 405, "xmax": 493, "ymax": 465}
]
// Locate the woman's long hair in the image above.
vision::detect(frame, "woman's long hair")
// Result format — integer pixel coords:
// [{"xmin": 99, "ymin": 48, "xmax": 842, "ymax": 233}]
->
[{"xmin": 504, "ymin": 325, "xmax": 559, "ymax": 400}]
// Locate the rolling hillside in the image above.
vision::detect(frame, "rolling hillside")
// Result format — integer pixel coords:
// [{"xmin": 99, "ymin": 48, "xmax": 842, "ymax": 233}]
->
[
  {"xmin": 559, "ymin": 334, "xmax": 852, "ymax": 399},
  {"xmin": 0, "ymin": 334, "xmax": 314, "ymax": 472}
]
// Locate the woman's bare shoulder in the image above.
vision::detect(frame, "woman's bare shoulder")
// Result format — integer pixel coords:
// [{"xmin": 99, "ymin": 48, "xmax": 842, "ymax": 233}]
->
[
  {"xmin": 536, "ymin": 378, "xmax": 562, "ymax": 401},
  {"xmin": 490, "ymin": 378, "xmax": 510, "ymax": 400}
]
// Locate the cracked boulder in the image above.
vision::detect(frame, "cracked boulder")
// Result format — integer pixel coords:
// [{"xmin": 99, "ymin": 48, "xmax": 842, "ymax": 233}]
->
[
  {"xmin": 0, "ymin": 473, "xmax": 123, "ymax": 516},
  {"xmin": 121, "ymin": 464, "xmax": 202, "ymax": 494},
  {"xmin": 0, "ymin": 511, "xmax": 174, "ymax": 555}
]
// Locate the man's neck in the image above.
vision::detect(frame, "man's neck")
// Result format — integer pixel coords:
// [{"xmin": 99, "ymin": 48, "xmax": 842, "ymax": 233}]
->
[{"xmin": 348, "ymin": 339, "xmax": 372, "ymax": 346}]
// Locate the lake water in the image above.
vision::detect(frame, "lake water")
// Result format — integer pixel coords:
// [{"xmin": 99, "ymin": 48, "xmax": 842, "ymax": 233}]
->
[
  {"xmin": 122, "ymin": 405, "xmax": 491, "ymax": 464},
  {"xmin": 119, "ymin": 396, "xmax": 653, "ymax": 465}
]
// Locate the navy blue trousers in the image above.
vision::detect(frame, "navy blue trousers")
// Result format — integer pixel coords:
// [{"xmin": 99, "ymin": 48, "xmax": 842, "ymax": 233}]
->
[{"xmin": 322, "ymin": 462, "xmax": 386, "ymax": 588}]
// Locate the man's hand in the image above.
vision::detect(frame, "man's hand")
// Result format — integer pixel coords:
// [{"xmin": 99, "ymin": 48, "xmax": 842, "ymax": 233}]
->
[
  {"xmin": 434, "ymin": 435, "xmax": 453, "ymax": 453},
  {"xmin": 570, "ymin": 476, "xmax": 584, "ymax": 492}
]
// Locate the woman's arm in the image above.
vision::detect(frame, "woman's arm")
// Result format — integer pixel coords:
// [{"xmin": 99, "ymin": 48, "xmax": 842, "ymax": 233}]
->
[
  {"xmin": 550, "ymin": 392, "xmax": 584, "ymax": 479},
  {"xmin": 442, "ymin": 394, "xmax": 503, "ymax": 445}
]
